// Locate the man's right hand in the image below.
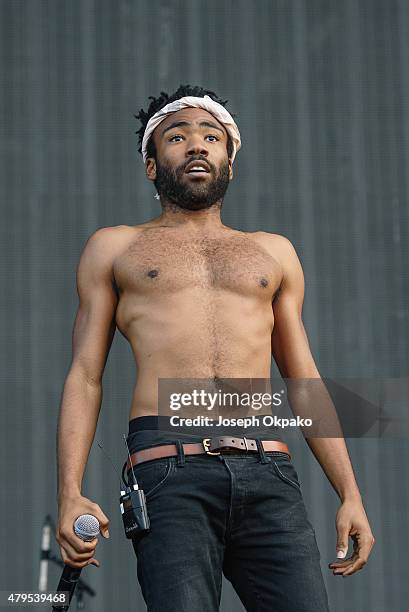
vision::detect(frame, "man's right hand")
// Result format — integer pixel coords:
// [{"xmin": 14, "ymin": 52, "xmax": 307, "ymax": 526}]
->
[{"xmin": 56, "ymin": 493, "xmax": 110, "ymax": 569}]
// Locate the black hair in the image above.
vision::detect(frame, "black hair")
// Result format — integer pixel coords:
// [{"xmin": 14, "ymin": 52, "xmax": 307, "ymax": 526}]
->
[{"xmin": 134, "ymin": 84, "xmax": 237, "ymax": 162}]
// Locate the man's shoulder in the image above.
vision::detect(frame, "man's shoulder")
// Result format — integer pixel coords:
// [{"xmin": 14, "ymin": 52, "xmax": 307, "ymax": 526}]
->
[
  {"xmin": 253, "ymin": 231, "xmax": 297, "ymax": 259},
  {"xmin": 86, "ymin": 224, "xmax": 145, "ymax": 249},
  {"xmin": 90, "ymin": 224, "xmax": 138, "ymax": 239},
  {"xmin": 79, "ymin": 225, "xmax": 139, "ymax": 271},
  {"xmin": 255, "ymin": 231, "xmax": 295, "ymax": 248},
  {"xmin": 254, "ymin": 232, "xmax": 303, "ymax": 276}
]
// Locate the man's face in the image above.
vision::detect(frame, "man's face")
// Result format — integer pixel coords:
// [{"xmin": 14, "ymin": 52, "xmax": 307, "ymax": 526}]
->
[{"xmin": 146, "ymin": 107, "xmax": 233, "ymax": 210}]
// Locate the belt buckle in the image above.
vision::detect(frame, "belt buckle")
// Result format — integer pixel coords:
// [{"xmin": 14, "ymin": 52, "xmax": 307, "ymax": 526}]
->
[{"xmin": 203, "ymin": 438, "xmax": 220, "ymax": 455}]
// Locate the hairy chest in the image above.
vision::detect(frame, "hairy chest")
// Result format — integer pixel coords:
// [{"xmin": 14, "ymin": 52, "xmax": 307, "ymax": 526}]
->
[{"xmin": 113, "ymin": 231, "xmax": 282, "ymax": 301}]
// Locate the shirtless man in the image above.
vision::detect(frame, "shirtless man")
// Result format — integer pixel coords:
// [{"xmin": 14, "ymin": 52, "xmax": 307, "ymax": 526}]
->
[{"xmin": 56, "ymin": 85, "xmax": 375, "ymax": 611}]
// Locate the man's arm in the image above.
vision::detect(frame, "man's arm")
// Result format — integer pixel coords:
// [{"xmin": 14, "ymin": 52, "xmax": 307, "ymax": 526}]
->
[
  {"xmin": 268, "ymin": 234, "xmax": 375, "ymax": 577},
  {"xmin": 56, "ymin": 227, "xmax": 118, "ymax": 568}
]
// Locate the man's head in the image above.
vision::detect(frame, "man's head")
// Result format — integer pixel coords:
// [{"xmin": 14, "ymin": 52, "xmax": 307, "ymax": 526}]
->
[{"xmin": 134, "ymin": 85, "xmax": 240, "ymax": 211}]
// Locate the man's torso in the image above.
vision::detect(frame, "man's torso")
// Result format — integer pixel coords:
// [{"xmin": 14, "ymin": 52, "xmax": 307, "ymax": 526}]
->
[{"xmin": 104, "ymin": 221, "xmax": 284, "ymax": 419}]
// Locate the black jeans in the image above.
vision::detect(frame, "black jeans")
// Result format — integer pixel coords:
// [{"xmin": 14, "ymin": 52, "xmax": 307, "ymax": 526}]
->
[{"xmin": 127, "ymin": 420, "xmax": 330, "ymax": 612}]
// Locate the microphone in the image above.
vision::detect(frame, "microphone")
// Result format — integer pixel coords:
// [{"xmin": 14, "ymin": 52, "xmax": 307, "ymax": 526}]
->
[
  {"xmin": 38, "ymin": 515, "xmax": 52, "ymax": 591},
  {"xmin": 52, "ymin": 514, "xmax": 100, "ymax": 611}
]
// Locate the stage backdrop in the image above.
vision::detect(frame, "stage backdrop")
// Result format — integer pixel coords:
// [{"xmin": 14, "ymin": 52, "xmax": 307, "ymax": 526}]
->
[{"xmin": 1, "ymin": 1, "xmax": 408, "ymax": 611}]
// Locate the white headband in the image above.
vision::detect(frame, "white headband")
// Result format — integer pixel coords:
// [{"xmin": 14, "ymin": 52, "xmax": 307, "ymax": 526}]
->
[{"xmin": 141, "ymin": 94, "xmax": 241, "ymax": 164}]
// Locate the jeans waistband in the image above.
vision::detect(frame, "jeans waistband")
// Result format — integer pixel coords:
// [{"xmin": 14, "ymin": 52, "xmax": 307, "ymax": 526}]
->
[{"xmin": 126, "ymin": 416, "xmax": 285, "ymax": 455}]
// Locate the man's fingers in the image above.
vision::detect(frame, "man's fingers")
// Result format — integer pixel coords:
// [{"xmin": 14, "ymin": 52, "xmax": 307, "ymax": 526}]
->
[
  {"xmin": 68, "ymin": 552, "xmax": 100, "ymax": 568},
  {"xmin": 64, "ymin": 555, "xmax": 100, "ymax": 569},
  {"xmin": 67, "ymin": 535, "xmax": 98, "ymax": 558},
  {"xmin": 59, "ymin": 541, "xmax": 96, "ymax": 566},
  {"xmin": 330, "ymin": 535, "xmax": 374, "ymax": 576},
  {"xmin": 86, "ymin": 558, "xmax": 100, "ymax": 567},
  {"xmin": 335, "ymin": 522, "xmax": 350, "ymax": 559},
  {"xmin": 356, "ymin": 532, "xmax": 375, "ymax": 561},
  {"xmin": 56, "ymin": 495, "xmax": 109, "ymax": 567},
  {"xmin": 339, "ymin": 534, "xmax": 374, "ymax": 575},
  {"xmin": 329, "ymin": 556, "xmax": 354, "ymax": 568},
  {"xmin": 70, "ymin": 535, "xmax": 98, "ymax": 553},
  {"xmin": 60, "ymin": 545, "xmax": 99, "ymax": 569},
  {"xmin": 332, "ymin": 560, "xmax": 355, "ymax": 572},
  {"xmin": 90, "ymin": 504, "xmax": 110, "ymax": 538},
  {"xmin": 58, "ymin": 526, "xmax": 98, "ymax": 553},
  {"xmin": 60, "ymin": 544, "xmax": 94, "ymax": 565},
  {"xmin": 339, "ymin": 556, "xmax": 367, "ymax": 576},
  {"xmin": 61, "ymin": 539, "xmax": 95, "ymax": 560}
]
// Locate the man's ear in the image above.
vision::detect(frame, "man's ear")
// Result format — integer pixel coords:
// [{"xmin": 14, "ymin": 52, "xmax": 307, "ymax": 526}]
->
[
  {"xmin": 228, "ymin": 158, "xmax": 233, "ymax": 181},
  {"xmin": 146, "ymin": 157, "xmax": 157, "ymax": 181}
]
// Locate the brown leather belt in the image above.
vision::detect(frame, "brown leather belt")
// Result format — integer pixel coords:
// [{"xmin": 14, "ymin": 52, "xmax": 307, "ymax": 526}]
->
[{"xmin": 126, "ymin": 437, "xmax": 290, "ymax": 471}]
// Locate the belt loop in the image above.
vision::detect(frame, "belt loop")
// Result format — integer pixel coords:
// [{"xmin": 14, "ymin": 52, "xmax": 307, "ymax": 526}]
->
[
  {"xmin": 175, "ymin": 440, "xmax": 185, "ymax": 467},
  {"xmin": 256, "ymin": 438, "xmax": 269, "ymax": 464}
]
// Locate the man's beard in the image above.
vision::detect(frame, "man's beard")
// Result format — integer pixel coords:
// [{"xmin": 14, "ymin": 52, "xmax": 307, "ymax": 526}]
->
[{"xmin": 154, "ymin": 158, "xmax": 230, "ymax": 211}]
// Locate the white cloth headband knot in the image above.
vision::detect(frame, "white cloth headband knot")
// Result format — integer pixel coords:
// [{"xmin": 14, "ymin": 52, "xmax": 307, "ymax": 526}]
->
[{"xmin": 141, "ymin": 94, "xmax": 241, "ymax": 164}]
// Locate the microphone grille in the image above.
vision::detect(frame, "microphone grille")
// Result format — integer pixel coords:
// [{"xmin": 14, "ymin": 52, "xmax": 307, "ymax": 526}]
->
[{"xmin": 74, "ymin": 514, "xmax": 100, "ymax": 541}]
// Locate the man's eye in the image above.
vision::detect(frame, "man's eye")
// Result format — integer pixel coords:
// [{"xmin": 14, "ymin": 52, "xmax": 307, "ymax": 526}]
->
[{"xmin": 168, "ymin": 134, "xmax": 219, "ymax": 142}]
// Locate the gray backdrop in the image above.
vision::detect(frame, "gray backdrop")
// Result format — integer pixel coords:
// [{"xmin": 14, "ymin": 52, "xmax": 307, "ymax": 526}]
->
[{"xmin": 1, "ymin": 1, "xmax": 408, "ymax": 610}]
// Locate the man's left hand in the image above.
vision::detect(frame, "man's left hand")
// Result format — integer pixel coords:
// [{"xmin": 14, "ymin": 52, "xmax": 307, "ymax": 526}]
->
[{"xmin": 329, "ymin": 498, "xmax": 375, "ymax": 577}]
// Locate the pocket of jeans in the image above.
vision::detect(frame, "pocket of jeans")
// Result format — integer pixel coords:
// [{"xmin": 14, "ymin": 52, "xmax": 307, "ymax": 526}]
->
[
  {"xmin": 127, "ymin": 458, "xmax": 175, "ymax": 498},
  {"xmin": 272, "ymin": 458, "xmax": 302, "ymax": 491}
]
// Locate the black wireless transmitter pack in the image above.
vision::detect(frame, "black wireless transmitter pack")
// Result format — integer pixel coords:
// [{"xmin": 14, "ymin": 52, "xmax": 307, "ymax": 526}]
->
[{"xmin": 120, "ymin": 436, "xmax": 151, "ymax": 540}]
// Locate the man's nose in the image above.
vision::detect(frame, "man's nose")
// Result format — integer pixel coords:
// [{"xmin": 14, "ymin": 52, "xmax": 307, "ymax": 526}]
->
[{"xmin": 186, "ymin": 136, "xmax": 209, "ymax": 157}]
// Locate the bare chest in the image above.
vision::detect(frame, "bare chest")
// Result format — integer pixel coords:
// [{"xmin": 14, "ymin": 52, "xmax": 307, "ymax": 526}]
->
[{"xmin": 113, "ymin": 230, "xmax": 282, "ymax": 300}]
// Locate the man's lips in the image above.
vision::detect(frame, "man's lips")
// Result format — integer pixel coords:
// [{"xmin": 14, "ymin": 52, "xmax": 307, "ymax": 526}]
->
[
  {"xmin": 184, "ymin": 160, "xmax": 211, "ymax": 174},
  {"xmin": 185, "ymin": 170, "xmax": 211, "ymax": 178}
]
